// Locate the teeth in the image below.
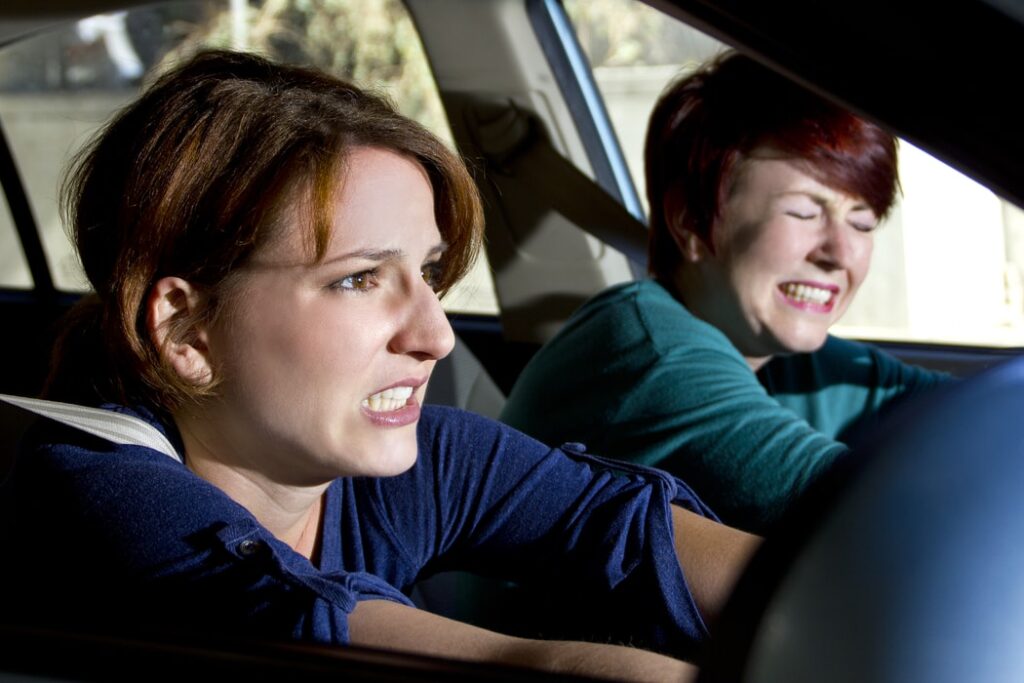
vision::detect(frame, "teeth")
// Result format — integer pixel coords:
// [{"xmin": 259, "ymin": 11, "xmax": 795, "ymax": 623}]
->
[
  {"xmin": 362, "ymin": 385, "xmax": 414, "ymax": 412},
  {"xmin": 781, "ymin": 283, "xmax": 833, "ymax": 305}
]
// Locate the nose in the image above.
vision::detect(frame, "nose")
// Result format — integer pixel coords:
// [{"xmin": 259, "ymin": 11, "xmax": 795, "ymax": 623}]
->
[
  {"xmin": 811, "ymin": 216, "xmax": 855, "ymax": 271},
  {"xmin": 387, "ymin": 279, "xmax": 455, "ymax": 361}
]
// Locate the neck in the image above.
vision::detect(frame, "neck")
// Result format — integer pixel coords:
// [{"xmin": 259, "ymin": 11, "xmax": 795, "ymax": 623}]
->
[
  {"xmin": 663, "ymin": 270, "xmax": 774, "ymax": 373},
  {"xmin": 174, "ymin": 412, "xmax": 328, "ymax": 559},
  {"xmin": 744, "ymin": 354, "xmax": 771, "ymax": 372}
]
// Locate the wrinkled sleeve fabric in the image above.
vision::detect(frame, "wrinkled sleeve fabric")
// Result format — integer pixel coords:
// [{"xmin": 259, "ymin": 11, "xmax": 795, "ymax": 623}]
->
[
  {"xmin": 8, "ymin": 420, "xmax": 410, "ymax": 645},
  {"xmin": 673, "ymin": 336, "xmax": 949, "ymax": 531},
  {"xmin": 352, "ymin": 406, "xmax": 716, "ymax": 658},
  {"xmin": 763, "ymin": 334, "xmax": 950, "ymax": 444},
  {"xmin": 10, "ymin": 405, "xmax": 716, "ymax": 658},
  {"xmin": 612, "ymin": 334, "xmax": 845, "ymax": 533}
]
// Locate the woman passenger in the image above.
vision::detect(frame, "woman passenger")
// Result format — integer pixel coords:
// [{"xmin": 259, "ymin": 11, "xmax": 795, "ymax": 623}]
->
[
  {"xmin": 501, "ymin": 51, "xmax": 948, "ymax": 534},
  {"xmin": 1, "ymin": 50, "xmax": 758, "ymax": 681}
]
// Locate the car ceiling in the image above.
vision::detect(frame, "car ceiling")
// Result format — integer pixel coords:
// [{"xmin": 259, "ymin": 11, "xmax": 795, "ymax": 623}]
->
[{"xmin": 654, "ymin": 0, "xmax": 1024, "ymax": 209}]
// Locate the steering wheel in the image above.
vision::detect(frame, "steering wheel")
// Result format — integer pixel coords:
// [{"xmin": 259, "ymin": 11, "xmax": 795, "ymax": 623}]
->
[{"xmin": 700, "ymin": 356, "xmax": 1024, "ymax": 683}]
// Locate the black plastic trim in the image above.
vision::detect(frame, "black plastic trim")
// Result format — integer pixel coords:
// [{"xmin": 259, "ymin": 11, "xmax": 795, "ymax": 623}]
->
[
  {"xmin": 649, "ymin": 0, "xmax": 1024, "ymax": 210},
  {"xmin": 0, "ymin": 116, "xmax": 54, "ymax": 293},
  {"xmin": 866, "ymin": 339, "xmax": 1021, "ymax": 378}
]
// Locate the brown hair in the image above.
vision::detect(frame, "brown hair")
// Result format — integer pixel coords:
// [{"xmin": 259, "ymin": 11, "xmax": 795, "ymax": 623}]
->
[
  {"xmin": 645, "ymin": 51, "xmax": 898, "ymax": 282},
  {"xmin": 47, "ymin": 50, "xmax": 482, "ymax": 412}
]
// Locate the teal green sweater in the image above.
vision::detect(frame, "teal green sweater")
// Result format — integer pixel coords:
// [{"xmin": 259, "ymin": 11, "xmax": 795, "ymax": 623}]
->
[{"xmin": 500, "ymin": 279, "xmax": 947, "ymax": 532}]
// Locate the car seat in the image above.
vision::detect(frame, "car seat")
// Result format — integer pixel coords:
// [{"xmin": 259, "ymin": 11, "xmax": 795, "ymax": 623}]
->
[{"xmin": 423, "ymin": 334, "xmax": 505, "ymax": 419}]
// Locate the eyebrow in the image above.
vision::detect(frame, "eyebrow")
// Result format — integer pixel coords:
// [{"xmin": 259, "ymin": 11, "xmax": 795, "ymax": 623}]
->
[
  {"xmin": 777, "ymin": 190, "xmax": 874, "ymax": 213},
  {"xmin": 320, "ymin": 241, "xmax": 448, "ymax": 266}
]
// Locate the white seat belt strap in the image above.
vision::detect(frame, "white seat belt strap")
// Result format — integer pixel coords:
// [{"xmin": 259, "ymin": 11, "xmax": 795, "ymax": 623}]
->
[{"xmin": 0, "ymin": 393, "xmax": 182, "ymax": 463}]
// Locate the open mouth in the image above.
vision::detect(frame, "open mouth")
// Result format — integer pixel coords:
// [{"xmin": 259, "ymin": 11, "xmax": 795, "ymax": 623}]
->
[
  {"xmin": 779, "ymin": 282, "xmax": 837, "ymax": 308},
  {"xmin": 361, "ymin": 385, "xmax": 414, "ymax": 412}
]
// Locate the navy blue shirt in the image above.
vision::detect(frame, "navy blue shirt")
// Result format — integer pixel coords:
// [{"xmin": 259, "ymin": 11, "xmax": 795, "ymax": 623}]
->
[{"xmin": 3, "ymin": 405, "xmax": 714, "ymax": 657}]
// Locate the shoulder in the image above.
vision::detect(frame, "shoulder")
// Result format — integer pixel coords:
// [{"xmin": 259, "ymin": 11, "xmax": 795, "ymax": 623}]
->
[
  {"xmin": 540, "ymin": 279, "xmax": 737, "ymax": 359},
  {"xmin": 23, "ymin": 402, "xmax": 186, "ymax": 477},
  {"xmin": 418, "ymin": 405, "xmax": 549, "ymax": 456},
  {"xmin": 18, "ymin": 404, "xmax": 254, "ymax": 548},
  {"xmin": 576, "ymin": 279, "xmax": 681, "ymax": 328},
  {"xmin": 626, "ymin": 280, "xmax": 741, "ymax": 358},
  {"xmin": 548, "ymin": 280, "xmax": 652, "ymax": 344}
]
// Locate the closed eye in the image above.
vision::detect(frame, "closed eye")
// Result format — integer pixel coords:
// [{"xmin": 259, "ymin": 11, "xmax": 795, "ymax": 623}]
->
[
  {"xmin": 786, "ymin": 211, "xmax": 819, "ymax": 220},
  {"xmin": 848, "ymin": 209, "xmax": 879, "ymax": 233}
]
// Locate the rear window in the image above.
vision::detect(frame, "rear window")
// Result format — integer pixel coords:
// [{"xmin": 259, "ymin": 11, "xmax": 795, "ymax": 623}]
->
[
  {"xmin": 0, "ymin": 0, "xmax": 497, "ymax": 313},
  {"xmin": 564, "ymin": 0, "xmax": 1024, "ymax": 348}
]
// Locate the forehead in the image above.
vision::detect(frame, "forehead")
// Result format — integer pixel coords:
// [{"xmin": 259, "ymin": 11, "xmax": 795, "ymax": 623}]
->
[
  {"xmin": 260, "ymin": 146, "xmax": 439, "ymax": 264},
  {"xmin": 729, "ymin": 153, "xmax": 863, "ymax": 205},
  {"xmin": 333, "ymin": 147, "xmax": 435, "ymax": 232}
]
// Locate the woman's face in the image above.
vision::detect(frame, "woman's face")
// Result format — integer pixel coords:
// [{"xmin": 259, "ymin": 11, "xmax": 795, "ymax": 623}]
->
[
  {"xmin": 201, "ymin": 146, "xmax": 455, "ymax": 484},
  {"xmin": 679, "ymin": 155, "xmax": 878, "ymax": 369}
]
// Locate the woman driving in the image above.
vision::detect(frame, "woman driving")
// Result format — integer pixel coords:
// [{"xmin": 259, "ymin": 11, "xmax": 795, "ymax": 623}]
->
[
  {"xmin": 502, "ymin": 51, "xmax": 948, "ymax": 533},
  {"xmin": 1, "ymin": 50, "xmax": 758, "ymax": 681}
]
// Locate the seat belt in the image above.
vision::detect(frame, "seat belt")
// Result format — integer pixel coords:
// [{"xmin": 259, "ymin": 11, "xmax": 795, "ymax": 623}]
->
[
  {"xmin": 0, "ymin": 393, "xmax": 181, "ymax": 463},
  {"xmin": 458, "ymin": 95, "xmax": 649, "ymax": 271}
]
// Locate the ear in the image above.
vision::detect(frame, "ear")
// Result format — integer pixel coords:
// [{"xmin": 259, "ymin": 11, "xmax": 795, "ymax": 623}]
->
[
  {"xmin": 146, "ymin": 276, "xmax": 213, "ymax": 385},
  {"xmin": 663, "ymin": 192, "xmax": 711, "ymax": 264}
]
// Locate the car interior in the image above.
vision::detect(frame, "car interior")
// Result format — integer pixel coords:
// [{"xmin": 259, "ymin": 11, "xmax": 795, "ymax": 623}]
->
[{"xmin": 2, "ymin": 0, "xmax": 1024, "ymax": 679}]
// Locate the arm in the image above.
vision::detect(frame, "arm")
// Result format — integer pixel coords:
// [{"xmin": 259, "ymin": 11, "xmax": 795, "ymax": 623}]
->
[
  {"xmin": 608, "ymin": 345, "xmax": 848, "ymax": 532},
  {"xmin": 348, "ymin": 600, "xmax": 696, "ymax": 682},
  {"xmin": 768, "ymin": 336, "xmax": 951, "ymax": 442},
  {"xmin": 672, "ymin": 505, "xmax": 761, "ymax": 627},
  {"xmin": 503, "ymin": 296, "xmax": 851, "ymax": 532},
  {"xmin": 646, "ymin": 336, "xmax": 951, "ymax": 532},
  {"xmin": 366, "ymin": 408, "xmax": 743, "ymax": 658},
  {"xmin": 349, "ymin": 507, "xmax": 759, "ymax": 679}
]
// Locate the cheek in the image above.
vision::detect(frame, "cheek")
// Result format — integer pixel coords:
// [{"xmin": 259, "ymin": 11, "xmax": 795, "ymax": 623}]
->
[
  {"xmin": 730, "ymin": 224, "xmax": 800, "ymax": 282},
  {"xmin": 715, "ymin": 216, "xmax": 763, "ymax": 259},
  {"xmin": 850, "ymin": 236, "xmax": 875, "ymax": 288},
  {"xmin": 210, "ymin": 296, "xmax": 326, "ymax": 393}
]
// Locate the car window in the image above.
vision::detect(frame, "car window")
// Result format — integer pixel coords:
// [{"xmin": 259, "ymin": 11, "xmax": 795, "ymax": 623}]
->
[
  {"xmin": 0, "ymin": 0, "xmax": 498, "ymax": 314},
  {"xmin": 563, "ymin": 0, "xmax": 1024, "ymax": 348}
]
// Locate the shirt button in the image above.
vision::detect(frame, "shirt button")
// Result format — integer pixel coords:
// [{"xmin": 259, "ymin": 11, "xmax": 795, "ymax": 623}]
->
[
  {"xmin": 238, "ymin": 539, "xmax": 264, "ymax": 557},
  {"xmin": 561, "ymin": 442, "xmax": 588, "ymax": 453}
]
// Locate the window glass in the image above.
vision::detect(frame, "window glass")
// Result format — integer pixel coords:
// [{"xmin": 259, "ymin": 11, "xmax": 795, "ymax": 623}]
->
[
  {"xmin": 0, "ymin": 0, "xmax": 497, "ymax": 314},
  {"xmin": 564, "ymin": 0, "xmax": 1024, "ymax": 347}
]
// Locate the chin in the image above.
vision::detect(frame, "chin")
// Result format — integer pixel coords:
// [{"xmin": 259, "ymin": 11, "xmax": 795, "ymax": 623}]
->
[
  {"xmin": 785, "ymin": 336, "xmax": 829, "ymax": 355},
  {"xmin": 773, "ymin": 327, "xmax": 830, "ymax": 355},
  {"xmin": 364, "ymin": 435, "xmax": 420, "ymax": 477}
]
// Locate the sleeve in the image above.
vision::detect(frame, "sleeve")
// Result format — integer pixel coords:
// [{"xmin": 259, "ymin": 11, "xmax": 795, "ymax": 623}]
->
[
  {"xmin": 764, "ymin": 335, "xmax": 951, "ymax": 444},
  {"xmin": 615, "ymin": 335, "xmax": 950, "ymax": 534},
  {"xmin": 15, "ymin": 434, "xmax": 412, "ymax": 645},
  {"xmin": 362, "ymin": 406, "xmax": 715, "ymax": 659},
  {"xmin": 603, "ymin": 341, "xmax": 849, "ymax": 534}
]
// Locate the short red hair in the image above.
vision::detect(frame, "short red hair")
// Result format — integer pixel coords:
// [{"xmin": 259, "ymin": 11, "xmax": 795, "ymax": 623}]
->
[{"xmin": 645, "ymin": 51, "xmax": 898, "ymax": 280}]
